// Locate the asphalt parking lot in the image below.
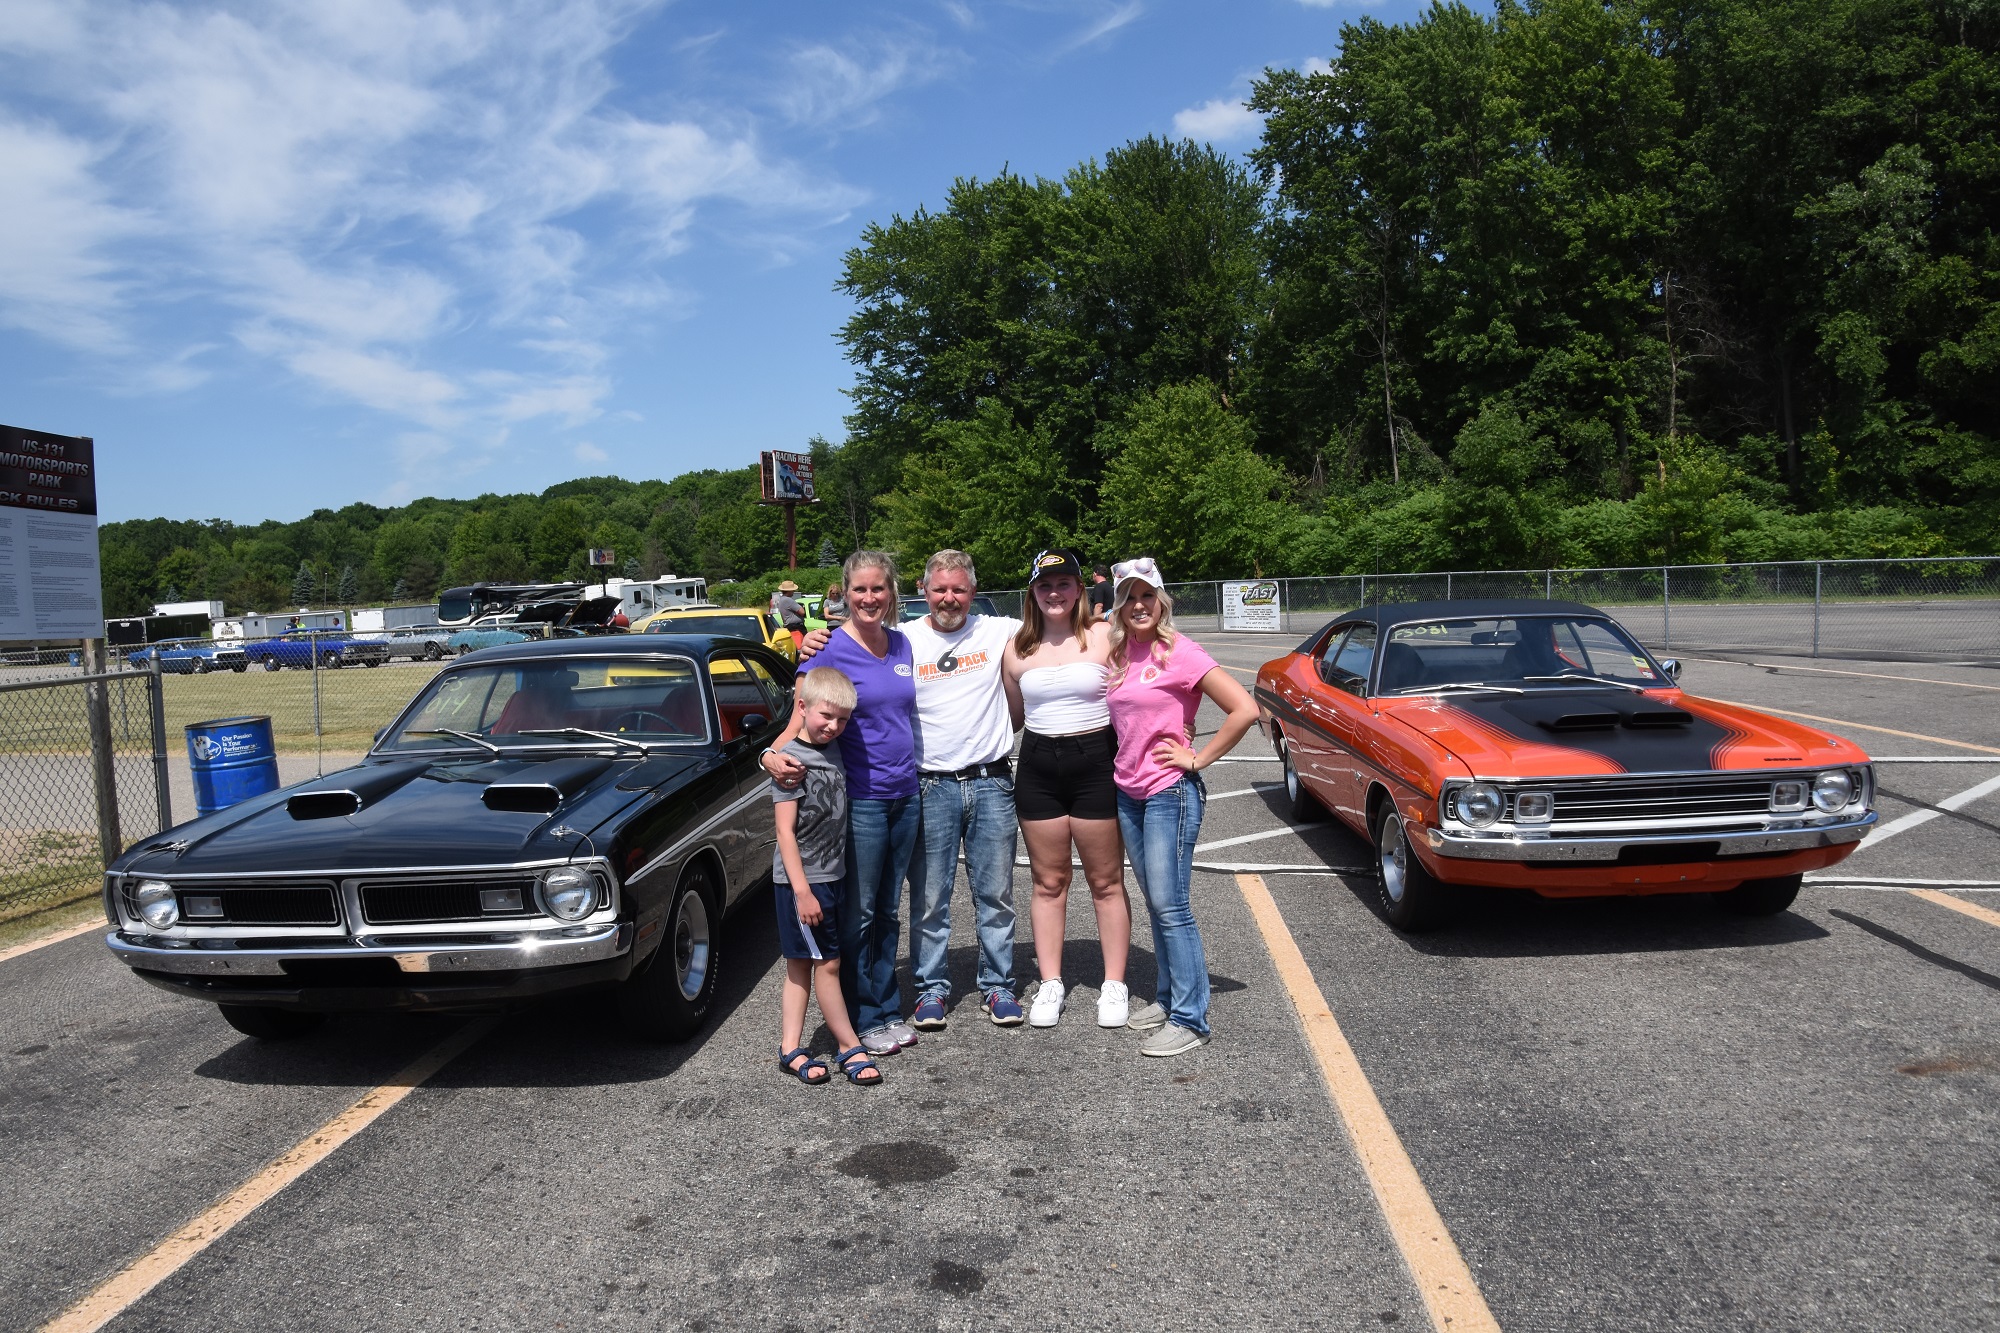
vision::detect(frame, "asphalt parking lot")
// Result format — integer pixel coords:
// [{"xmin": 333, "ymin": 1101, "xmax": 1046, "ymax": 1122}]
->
[{"xmin": 2, "ymin": 633, "xmax": 1996, "ymax": 1331}]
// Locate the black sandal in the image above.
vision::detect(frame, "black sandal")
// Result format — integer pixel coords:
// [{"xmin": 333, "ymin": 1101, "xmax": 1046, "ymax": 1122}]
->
[
  {"xmin": 779, "ymin": 1046, "xmax": 830, "ymax": 1085},
  {"xmin": 836, "ymin": 1045, "xmax": 883, "ymax": 1086}
]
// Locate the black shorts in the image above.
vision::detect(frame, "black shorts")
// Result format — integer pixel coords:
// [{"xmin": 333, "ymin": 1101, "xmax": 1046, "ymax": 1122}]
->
[
  {"xmin": 774, "ymin": 879, "xmax": 842, "ymax": 960},
  {"xmin": 1015, "ymin": 727, "xmax": 1118, "ymax": 822}
]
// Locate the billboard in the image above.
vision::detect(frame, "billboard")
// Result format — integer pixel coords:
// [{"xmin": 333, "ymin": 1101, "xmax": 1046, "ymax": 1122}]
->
[
  {"xmin": 0, "ymin": 424, "xmax": 102, "ymax": 640},
  {"xmin": 759, "ymin": 449, "xmax": 815, "ymax": 503},
  {"xmin": 1221, "ymin": 580, "xmax": 1283, "ymax": 632}
]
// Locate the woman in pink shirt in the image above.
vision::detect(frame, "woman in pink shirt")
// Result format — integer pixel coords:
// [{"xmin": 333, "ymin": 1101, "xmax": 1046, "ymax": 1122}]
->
[{"xmin": 1104, "ymin": 557, "xmax": 1260, "ymax": 1057}]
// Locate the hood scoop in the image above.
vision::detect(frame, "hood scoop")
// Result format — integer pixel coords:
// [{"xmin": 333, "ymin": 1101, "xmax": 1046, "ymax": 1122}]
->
[
  {"xmin": 1540, "ymin": 710, "xmax": 1620, "ymax": 732},
  {"xmin": 1500, "ymin": 695, "xmax": 1693, "ymax": 735},
  {"xmin": 1625, "ymin": 707, "xmax": 1693, "ymax": 729},
  {"xmin": 480, "ymin": 755, "xmax": 615, "ymax": 814},
  {"xmin": 286, "ymin": 761, "xmax": 430, "ymax": 821}
]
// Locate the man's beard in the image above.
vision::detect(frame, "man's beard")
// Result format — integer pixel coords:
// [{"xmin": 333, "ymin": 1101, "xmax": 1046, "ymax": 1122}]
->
[{"xmin": 930, "ymin": 605, "xmax": 968, "ymax": 632}]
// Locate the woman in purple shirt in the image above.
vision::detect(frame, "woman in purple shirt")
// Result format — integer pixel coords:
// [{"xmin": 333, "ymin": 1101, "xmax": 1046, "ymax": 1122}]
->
[{"xmin": 761, "ymin": 551, "xmax": 921, "ymax": 1057}]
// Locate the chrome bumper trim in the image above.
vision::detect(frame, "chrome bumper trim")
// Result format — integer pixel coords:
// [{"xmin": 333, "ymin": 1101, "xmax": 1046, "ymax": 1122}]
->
[
  {"xmin": 1426, "ymin": 813, "xmax": 1876, "ymax": 863},
  {"xmin": 107, "ymin": 921, "xmax": 631, "ymax": 977}
]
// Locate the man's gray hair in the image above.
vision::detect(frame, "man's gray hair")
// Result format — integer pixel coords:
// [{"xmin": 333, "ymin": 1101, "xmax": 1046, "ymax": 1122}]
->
[{"xmin": 925, "ymin": 549, "xmax": 977, "ymax": 589}]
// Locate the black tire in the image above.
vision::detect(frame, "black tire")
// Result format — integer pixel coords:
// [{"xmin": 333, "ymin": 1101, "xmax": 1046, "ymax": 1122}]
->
[
  {"xmin": 263, "ymin": 658, "xmax": 281, "ymax": 672},
  {"xmin": 424, "ymin": 642, "xmax": 443, "ymax": 661},
  {"xmin": 457, "ymin": 644, "xmax": 472, "ymax": 656},
  {"xmin": 362, "ymin": 657, "xmax": 381, "ymax": 667},
  {"xmin": 1277, "ymin": 732, "xmax": 1323, "ymax": 823},
  {"xmin": 232, "ymin": 664, "xmax": 247, "ymax": 673},
  {"xmin": 217, "ymin": 1005, "xmax": 325, "ymax": 1040},
  {"xmin": 322, "ymin": 652, "xmax": 342, "ymax": 669},
  {"xmin": 1373, "ymin": 804, "xmax": 1455, "ymax": 932},
  {"xmin": 1718, "ymin": 873, "xmax": 1802, "ymax": 916},
  {"xmin": 619, "ymin": 866, "xmax": 721, "ymax": 1042}
]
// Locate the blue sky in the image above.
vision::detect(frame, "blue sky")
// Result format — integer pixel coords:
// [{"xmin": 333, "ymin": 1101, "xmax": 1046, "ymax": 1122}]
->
[{"xmin": 0, "ymin": 0, "xmax": 1424, "ymax": 524}]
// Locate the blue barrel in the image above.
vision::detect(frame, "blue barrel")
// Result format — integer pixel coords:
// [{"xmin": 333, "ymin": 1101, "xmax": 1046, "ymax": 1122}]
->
[{"xmin": 187, "ymin": 716, "xmax": 280, "ymax": 815}]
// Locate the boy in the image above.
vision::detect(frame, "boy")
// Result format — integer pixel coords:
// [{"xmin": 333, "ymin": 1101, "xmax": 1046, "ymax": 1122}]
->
[{"xmin": 773, "ymin": 667, "xmax": 883, "ymax": 1086}]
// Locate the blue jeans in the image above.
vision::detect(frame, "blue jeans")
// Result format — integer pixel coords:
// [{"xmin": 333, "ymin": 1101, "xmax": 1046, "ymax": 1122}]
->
[
  {"xmin": 1116, "ymin": 775, "xmax": 1210, "ymax": 1035},
  {"xmin": 841, "ymin": 795, "xmax": 921, "ymax": 1034},
  {"xmin": 909, "ymin": 773, "xmax": 1019, "ymax": 1000}
]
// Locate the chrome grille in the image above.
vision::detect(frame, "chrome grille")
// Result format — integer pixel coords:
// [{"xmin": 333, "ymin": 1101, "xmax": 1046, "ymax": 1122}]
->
[
  {"xmin": 358, "ymin": 876, "xmax": 540, "ymax": 924},
  {"xmin": 172, "ymin": 883, "xmax": 340, "ymax": 926},
  {"xmin": 1514, "ymin": 776, "xmax": 1777, "ymax": 826}
]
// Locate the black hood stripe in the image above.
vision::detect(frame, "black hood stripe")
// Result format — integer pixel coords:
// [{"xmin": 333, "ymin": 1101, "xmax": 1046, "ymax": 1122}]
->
[{"xmin": 1436, "ymin": 696, "xmax": 1753, "ymax": 774}]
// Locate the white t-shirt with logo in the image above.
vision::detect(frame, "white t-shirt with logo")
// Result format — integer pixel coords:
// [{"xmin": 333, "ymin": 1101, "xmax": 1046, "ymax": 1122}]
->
[{"xmin": 902, "ymin": 614, "xmax": 1020, "ymax": 771}]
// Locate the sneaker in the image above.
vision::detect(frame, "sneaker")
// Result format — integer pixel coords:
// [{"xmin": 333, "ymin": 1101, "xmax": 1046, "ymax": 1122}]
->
[
  {"xmin": 983, "ymin": 989, "xmax": 1024, "ymax": 1026},
  {"xmin": 910, "ymin": 995, "xmax": 948, "ymax": 1031},
  {"xmin": 1028, "ymin": 979, "xmax": 1065, "ymax": 1028},
  {"xmin": 885, "ymin": 1021, "xmax": 920, "ymax": 1050},
  {"xmin": 1140, "ymin": 1023, "xmax": 1210, "ymax": 1058},
  {"xmin": 1097, "ymin": 980, "xmax": 1130, "ymax": 1028},
  {"xmin": 859, "ymin": 1026, "xmax": 901, "ymax": 1056},
  {"xmin": 1125, "ymin": 1001, "xmax": 1169, "ymax": 1032}
]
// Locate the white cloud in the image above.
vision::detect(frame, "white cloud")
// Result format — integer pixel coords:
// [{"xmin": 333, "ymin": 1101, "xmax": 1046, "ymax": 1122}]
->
[
  {"xmin": 776, "ymin": 40, "xmax": 945, "ymax": 131},
  {"xmin": 1060, "ymin": 2, "xmax": 1143, "ymax": 54},
  {"xmin": 572, "ymin": 440, "xmax": 609, "ymax": 463},
  {"xmin": 1173, "ymin": 97, "xmax": 1262, "ymax": 146},
  {"xmin": 0, "ymin": 0, "xmax": 862, "ymax": 495}
]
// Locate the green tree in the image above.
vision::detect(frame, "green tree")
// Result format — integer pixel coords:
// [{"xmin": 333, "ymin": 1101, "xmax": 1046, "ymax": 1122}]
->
[{"xmin": 290, "ymin": 561, "xmax": 317, "ymax": 606}]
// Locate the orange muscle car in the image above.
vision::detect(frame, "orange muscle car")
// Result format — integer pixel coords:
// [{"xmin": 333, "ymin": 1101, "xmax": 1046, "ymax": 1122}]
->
[{"xmin": 1253, "ymin": 600, "xmax": 1875, "ymax": 930}]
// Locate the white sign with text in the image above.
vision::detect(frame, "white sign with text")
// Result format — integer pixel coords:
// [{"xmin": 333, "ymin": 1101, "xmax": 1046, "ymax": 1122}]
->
[
  {"xmin": 0, "ymin": 425, "xmax": 101, "ymax": 640},
  {"xmin": 1221, "ymin": 580, "xmax": 1283, "ymax": 632}
]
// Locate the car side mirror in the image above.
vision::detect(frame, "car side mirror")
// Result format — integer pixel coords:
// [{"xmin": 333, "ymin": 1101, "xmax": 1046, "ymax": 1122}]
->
[
  {"xmin": 740, "ymin": 713, "xmax": 769, "ymax": 733},
  {"xmin": 1660, "ymin": 658, "xmax": 1682, "ymax": 681},
  {"xmin": 373, "ymin": 725, "xmax": 390, "ymax": 748}
]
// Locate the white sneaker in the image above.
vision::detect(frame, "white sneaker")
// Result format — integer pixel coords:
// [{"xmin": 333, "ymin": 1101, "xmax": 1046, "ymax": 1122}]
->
[
  {"xmin": 1096, "ymin": 980, "xmax": 1129, "ymax": 1028},
  {"xmin": 1029, "ymin": 979, "xmax": 1065, "ymax": 1028}
]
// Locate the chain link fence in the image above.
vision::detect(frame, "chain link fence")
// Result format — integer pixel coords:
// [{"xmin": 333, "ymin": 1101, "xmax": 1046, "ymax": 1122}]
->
[
  {"xmin": 988, "ymin": 557, "xmax": 2000, "ymax": 663},
  {"xmin": 0, "ymin": 661, "xmax": 168, "ymax": 925}
]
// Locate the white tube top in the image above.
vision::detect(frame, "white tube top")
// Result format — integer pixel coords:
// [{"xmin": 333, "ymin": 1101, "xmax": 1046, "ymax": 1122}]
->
[{"xmin": 1020, "ymin": 660, "xmax": 1110, "ymax": 734}]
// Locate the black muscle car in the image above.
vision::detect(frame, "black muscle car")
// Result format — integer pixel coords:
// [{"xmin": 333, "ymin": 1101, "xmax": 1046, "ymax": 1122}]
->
[{"xmin": 102, "ymin": 636, "xmax": 792, "ymax": 1041}]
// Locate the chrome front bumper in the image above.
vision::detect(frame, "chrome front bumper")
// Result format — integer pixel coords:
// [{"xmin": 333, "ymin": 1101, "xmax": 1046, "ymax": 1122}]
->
[
  {"xmin": 107, "ymin": 921, "xmax": 632, "ymax": 977},
  {"xmin": 1426, "ymin": 813, "xmax": 1877, "ymax": 863}
]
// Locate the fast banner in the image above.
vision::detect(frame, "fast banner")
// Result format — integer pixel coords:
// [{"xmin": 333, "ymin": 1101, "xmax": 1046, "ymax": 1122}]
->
[
  {"xmin": 759, "ymin": 449, "xmax": 814, "ymax": 502},
  {"xmin": 0, "ymin": 424, "xmax": 102, "ymax": 640},
  {"xmin": 1221, "ymin": 579, "xmax": 1282, "ymax": 632}
]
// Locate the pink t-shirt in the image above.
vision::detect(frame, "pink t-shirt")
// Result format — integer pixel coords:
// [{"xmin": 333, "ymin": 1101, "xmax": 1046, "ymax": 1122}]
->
[{"xmin": 1107, "ymin": 634, "xmax": 1220, "ymax": 799}]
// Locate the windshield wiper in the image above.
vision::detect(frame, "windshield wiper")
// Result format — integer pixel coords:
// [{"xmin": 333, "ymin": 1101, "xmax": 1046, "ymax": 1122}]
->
[
  {"xmin": 1393, "ymin": 681, "xmax": 1525, "ymax": 696},
  {"xmin": 1522, "ymin": 673, "xmax": 1647, "ymax": 694},
  {"xmin": 519, "ymin": 727, "xmax": 658, "ymax": 753},
  {"xmin": 404, "ymin": 728, "xmax": 504, "ymax": 753}
]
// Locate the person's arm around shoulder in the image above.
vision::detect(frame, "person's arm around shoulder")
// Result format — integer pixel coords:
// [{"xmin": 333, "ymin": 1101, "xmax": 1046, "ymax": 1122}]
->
[
  {"xmin": 759, "ymin": 699, "xmax": 809, "ymax": 788},
  {"xmin": 1000, "ymin": 635, "xmax": 1026, "ymax": 732},
  {"xmin": 798, "ymin": 626, "xmax": 832, "ymax": 659}
]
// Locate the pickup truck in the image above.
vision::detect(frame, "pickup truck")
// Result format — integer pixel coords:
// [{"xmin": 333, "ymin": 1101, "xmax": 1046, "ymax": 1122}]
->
[{"xmin": 244, "ymin": 631, "xmax": 391, "ymax": 671}]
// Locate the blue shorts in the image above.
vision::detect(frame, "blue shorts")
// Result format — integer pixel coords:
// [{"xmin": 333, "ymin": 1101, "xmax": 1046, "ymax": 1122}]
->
[{"xmin": 775, "ymin": 879, "xmax": 843, "ymax": 960}]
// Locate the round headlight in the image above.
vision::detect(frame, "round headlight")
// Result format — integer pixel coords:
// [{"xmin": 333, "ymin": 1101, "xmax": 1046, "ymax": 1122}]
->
[
  {"xmin": 133, "ymin": 879, "xmax": 179, "ymax": 930},
  {"xmin": 1455, "ymin": 783, "xmax": 1504, "ymax": 828},
  {"xmin": 1811, "ymin": 769, "xmax": 1855, "ymax": 812},
  {"xmin": 540, "ymin": 866, "xmax": 598, "ymax": 922}
]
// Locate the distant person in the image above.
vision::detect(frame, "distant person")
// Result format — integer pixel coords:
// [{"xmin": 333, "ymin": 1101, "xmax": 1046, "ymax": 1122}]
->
[
  {"xmin": 1002, "ymin": 548, "xmax": 1129, "ymax": 1030},
  {"xmin": 771, "ymin": 666, "xmax": 881, "ymax": 1087},
  {"xmin": 775, "ymin": 579, "xmax": 806, "ymax": 649},
  {"xmin": 1104, "ymin": 556, "xmax": 1258, "ymax": 1058},
  {"xmin": 1087, "ymin": 564, "xmax": 1113, "ymax": 622},
  {"xmin": 822, "ymin": 582, "xmax": 848, "ymax": 627}
]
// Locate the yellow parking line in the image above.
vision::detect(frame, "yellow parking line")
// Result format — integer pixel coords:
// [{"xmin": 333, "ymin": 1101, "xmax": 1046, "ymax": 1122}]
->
[
  {"xmin": 0, "ymin": 918, "xmax": 102, "ymax": 965},
  {"xmin": 40, "ymin": 1018, "xmax": 493, "ymax": 1333},
  {"xmin": 1910, "ymin": 889, "xmax": 2000, "ymax": 931},
  {"xmin": 1235, "ymin": 873, "xmax": 1501, "ymax": 1333},
  {"xmin": 1704, "ymin": 699, "xmax": 2000, "ymax": 755}
]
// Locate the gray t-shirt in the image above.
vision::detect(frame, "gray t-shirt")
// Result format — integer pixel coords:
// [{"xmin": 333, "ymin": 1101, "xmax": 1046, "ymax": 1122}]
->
[{"xmin": 771, "ymin": 737, "xmax": 847, "ymax": 885}]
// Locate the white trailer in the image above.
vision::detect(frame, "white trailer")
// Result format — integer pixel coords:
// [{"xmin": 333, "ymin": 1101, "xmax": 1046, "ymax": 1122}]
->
[
  {"xmin": 351, "ymin": 604, "xmax": 441, "ymax": 634},
  {"xmin": 212, "ymin": 609, "xmax": 349, "ymax": 640},
  {"xmin": 596, "ymin": 576, "xmax": 709, "ymax": 622}
]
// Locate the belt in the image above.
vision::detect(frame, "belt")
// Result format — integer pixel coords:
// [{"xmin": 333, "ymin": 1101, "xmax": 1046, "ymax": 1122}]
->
[{"xmin": 922, "ymin": 759, "xmax": 1013, "ymax": 781}]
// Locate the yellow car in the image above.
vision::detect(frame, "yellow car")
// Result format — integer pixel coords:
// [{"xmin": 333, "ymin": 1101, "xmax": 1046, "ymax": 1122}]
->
[{"xmin": 631, "ymin": 606, "xmax": 799, "ymax": 663}]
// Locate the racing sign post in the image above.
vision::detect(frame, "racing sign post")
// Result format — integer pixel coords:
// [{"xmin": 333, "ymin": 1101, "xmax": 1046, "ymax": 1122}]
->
[
  {"xmin": 1221, "ymin": 580, "xmax": 1284, "ymax": 632},
  {"xmin": 758, "ymin": 449, "xmax": 818, "ymax": 569}
]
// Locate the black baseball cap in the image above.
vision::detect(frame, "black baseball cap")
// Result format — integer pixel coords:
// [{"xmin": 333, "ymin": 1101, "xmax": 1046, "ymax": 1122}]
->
[{"xmin": 1028, "ymin": 548, "xmax": 1083, "ymax": 585}]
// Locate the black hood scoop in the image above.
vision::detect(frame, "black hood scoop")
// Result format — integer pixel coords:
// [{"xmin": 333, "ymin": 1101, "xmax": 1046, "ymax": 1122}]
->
[
  {"xmin": 1499, "ymin": 694, "xmax": 1694, "ymax": 735},
  {"xmin": 286, "ymin": 761, "xmax": 431, "ymax": 821},
  {"xmin": 480, "ymin": 756, "xmax": 615, "ymax": 814}
]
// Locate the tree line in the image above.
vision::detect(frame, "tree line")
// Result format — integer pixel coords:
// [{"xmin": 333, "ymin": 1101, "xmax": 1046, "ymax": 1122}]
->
[{"xmin": 100, "ymin": 0, "xmax": 1997, "ymax": 617}]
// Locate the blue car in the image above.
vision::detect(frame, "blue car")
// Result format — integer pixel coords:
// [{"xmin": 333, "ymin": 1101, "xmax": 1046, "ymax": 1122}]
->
[{"xmin": 127, "ymin": 639, "xmax": 249, "ymax": 674}]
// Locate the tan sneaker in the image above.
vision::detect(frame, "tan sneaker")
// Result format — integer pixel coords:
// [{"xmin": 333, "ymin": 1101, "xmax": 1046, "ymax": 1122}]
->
[
  {"xmin": 1140, "ymin": 1023, "xmax": 1209, "ymax": 1058},
  {"xmin": 1125, "ymin": 1001, "xmax": 1168, "ymax": 1032}
]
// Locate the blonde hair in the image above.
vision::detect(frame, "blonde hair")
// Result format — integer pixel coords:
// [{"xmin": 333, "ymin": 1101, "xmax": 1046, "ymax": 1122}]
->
[
  {"xmin": 796, "ymin": 666, "xmax": 857, "ymax": 712},
  {"xmin": 1014, "ymin": 574, "xmax": 1092, "ymax": 656},
  {"xmin": 1107, "ymin": 581, "xmax": 1179, "ymax": 684},
  {"xmin": 842, "ymin": 549, "xmax": 896, "ymax": 593}
]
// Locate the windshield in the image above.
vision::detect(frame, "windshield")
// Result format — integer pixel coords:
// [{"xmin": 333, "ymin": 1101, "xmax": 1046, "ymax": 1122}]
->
[
  {"xmin": 645, "ymin": 614, "xmax": 768, "ymax": 639},
  {"xmin": 437, "ymin": 592, "xmax": 474, "ymax": 622},
  {"xmin": 379, "ymin": 656, "xmax": 711, "ymax": 751},
  {"xmin": 1372, "ymin": 616, "xmax": 1665, "ymax": 693}
]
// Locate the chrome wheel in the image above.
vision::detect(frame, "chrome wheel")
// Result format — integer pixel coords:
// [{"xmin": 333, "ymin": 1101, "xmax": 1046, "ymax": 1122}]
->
[
  {"xmin": 673, "ymin": 888, "xmax": 712, "ymax": 1002},
  {"xmin": 1284, "ymin": 741, "xmax": 1301, "ymax": 801},
  {"xmin": 1377, "ymin": 811, "xmax": 1408, "ymax": 905}
]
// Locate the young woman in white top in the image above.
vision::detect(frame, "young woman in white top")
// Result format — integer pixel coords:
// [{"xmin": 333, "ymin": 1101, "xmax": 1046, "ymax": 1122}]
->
[{"xmin": 1002, "ymin": 548, "xmax": 1129, "ymax": 1029}]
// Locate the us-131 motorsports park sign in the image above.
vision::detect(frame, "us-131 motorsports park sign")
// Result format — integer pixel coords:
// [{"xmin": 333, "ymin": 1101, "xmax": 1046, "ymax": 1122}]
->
[{"xmin": 0, "ymin": 424, "xmax": 102, "ymax": 640}]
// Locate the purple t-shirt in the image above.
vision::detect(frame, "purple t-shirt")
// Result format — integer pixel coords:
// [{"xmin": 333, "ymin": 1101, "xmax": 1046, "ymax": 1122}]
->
[{"xmin": 813, "ymin": 627, "xmax": 918, "ymax": 799}]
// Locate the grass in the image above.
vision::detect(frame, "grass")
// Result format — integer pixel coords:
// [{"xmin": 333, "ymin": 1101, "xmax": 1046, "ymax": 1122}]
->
[
  {"xmin": 154, "ymin": 661, "xmax": 445, "ymax": 757},
  {"xmin": 0, "ymin": 829, "xmax": 108, "ymax": 931}
]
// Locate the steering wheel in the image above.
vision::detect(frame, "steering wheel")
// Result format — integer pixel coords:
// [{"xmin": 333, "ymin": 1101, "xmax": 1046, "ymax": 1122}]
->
[{"xmin": 610, "ymin": 709, "xmax": 676, "ymax": 734}]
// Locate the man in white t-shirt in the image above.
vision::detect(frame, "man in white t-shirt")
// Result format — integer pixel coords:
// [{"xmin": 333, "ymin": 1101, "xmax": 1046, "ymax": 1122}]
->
[{"xmin": 792, "ymin": 548, "xmax": 1025, "ymax": 1028}]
